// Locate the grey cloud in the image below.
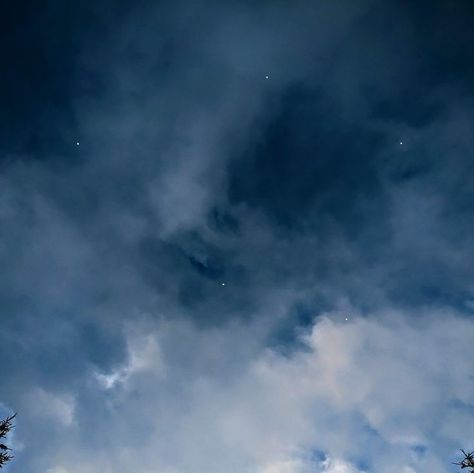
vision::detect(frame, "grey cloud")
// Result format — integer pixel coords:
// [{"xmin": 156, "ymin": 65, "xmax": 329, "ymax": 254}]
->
[{"xmin": 1, "ymin": 1, "xmax": 474, "ymax": 472}]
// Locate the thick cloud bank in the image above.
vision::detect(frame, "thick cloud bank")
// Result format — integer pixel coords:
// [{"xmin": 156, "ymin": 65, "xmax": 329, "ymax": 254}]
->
[{"xmin": 21, "ymin": 311, "xmax": 474, "ymax": 473}]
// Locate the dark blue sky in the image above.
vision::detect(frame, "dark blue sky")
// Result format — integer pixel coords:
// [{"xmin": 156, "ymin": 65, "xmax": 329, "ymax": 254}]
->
[{"xmin": 1, "ymin": 2, "xmax": 473, "ymax": 472}]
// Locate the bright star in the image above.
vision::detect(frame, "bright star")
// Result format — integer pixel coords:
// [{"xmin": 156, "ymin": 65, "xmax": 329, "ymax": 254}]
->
[
  {"xmin": 265, "ymin": 75, "xmax": 269, "ymax": 79},
  {"xmin": 221, "ymin": 283, "xmax": 226, "ymax": 286},
  {"xmin": 76, "ymin": 142, "xmax": 80, "ymax": 146}
]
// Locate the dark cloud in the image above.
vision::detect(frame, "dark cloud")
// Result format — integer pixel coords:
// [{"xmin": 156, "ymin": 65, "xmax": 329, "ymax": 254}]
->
[{"xmin": 1, "ymin": 1, "xmax": 474, "ymax": 472}]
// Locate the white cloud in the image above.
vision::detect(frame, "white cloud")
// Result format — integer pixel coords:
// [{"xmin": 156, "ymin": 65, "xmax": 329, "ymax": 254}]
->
[
  {"xmin": 321, "ymin": 457, "xmax": 362, "ymax": 473},
  {"xmin": 94, "ymin": 325, "xmax": 166, "ymax": 390},
  {"xmin": 35, "ymin": 309, "xmax": 474, "ymax": 473},
  {"xmin": 45, "ymin": 468, "xmax": 70, "ymax": 473},
  {"xmin": 259, "ymin": 457, "xmax": 313, "ymax": 473},
  {"xmin": 25, "ymin": 388, "xmax": 76, "ymax": 428}
]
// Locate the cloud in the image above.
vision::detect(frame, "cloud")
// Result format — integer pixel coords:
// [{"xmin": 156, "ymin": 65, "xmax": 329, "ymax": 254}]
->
[
  {"xmin": 24, "ymin": 388, "xmax": 76, "ymax": 428},
  {"xmin": 94, "ymin": 324, "xmax": 166, "ymax": 390},
  {"xmin": 45, "ymin": 468, "xmax": 69, "ymax": 473},
  {"xmin": 14, "ymin": 310, "xmax": 471, "ymax": 473},
  {"xmin": 321, "ymin": 458, "xmax": 362, "ymax": 473},
  {"xmin": 1, "ymin": 1, "xmax": 474, "ymax": 472}
]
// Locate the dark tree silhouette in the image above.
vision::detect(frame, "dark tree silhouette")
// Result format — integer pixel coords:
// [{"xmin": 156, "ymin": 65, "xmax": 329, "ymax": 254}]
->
[
  {"xmin": 454, "ymin": 449, "xmax": 474, "ymax": 473},
  {"xmin": 0, "ymin": 414, "xmax": 16, "ymax": 468}
]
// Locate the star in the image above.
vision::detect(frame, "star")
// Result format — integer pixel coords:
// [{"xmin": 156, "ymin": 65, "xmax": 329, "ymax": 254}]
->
[
  {"xmin": 221, "ymin": 282, "xmax": 226, "ymax": 286},
  {"xmin": 265, "ymin": 75, "xmax": 269, "ymax": 79},
  {"xmin": 345, "ymin": 317, "xmax": 348, "ymax": 321},
  {"xmin": 76, "ymin": 142, "xmax": 80, "ymax": 146},
  {"xmin": 399, "ymin": 141, "xmax": 403, "ymax": 145}
]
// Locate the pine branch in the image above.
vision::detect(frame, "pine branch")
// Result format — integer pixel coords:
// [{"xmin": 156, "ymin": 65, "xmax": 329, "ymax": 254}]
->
[
  {"xmin": 0, "ymin": 414, "xmax": 16, "ymax": 468},
  {"xmin": 453, "ymin": 449, "xmax": 474, "ymax": 472}
]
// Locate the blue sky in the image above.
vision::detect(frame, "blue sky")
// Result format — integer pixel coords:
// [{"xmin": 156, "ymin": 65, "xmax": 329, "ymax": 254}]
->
[{"xmin": 1, "ymin": 1, "xmax": 474, "ymax": 472}]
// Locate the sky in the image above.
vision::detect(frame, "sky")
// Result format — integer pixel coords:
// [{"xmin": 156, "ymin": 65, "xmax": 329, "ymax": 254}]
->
[{"xmin": 1, "ymin": 1, "xmax": 474, "ymax": 472}]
